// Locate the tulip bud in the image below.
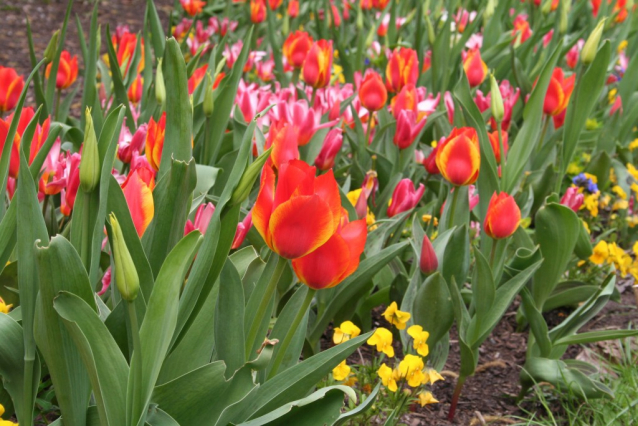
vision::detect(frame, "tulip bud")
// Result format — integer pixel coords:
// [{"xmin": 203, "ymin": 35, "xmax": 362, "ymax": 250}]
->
[
  {"xmin": 203, "ymin": 72, "xmax": 214, "ymax": 117},
  {"xmin": 484, "ymin": 192, "xmax": 521, "ymax": 239},
  {"xmin": 79, "ymin": 108, "xmax": 100, "ymax": 192},
  {"xmin": 559, "ymin": 0, "xmax": 570, "ymax": 35},
  {"xmin": 490, "ymin": 75, "xmax": 504, "ymax": 123},
  {"xmin": 230, "ymin": 146, "xmax": 273, "ymax": 206},
  {"xmin": 419, "ymin": 234, "xmax": 438, "ymax": 275},
  {"xmin": 541, "ymin": 0, "xmax": 552, "ymax": 15},
  {"xmin": 425, "ymin": 16, "xmax": 436, "ymax": 46},
  {"xmin": 155, "ymin": 58, "xmax": 166, "ymax": 106},
  {"xmin": 109, "ymin": 213, "xmax": 140, "ymax": 302},
  {"xmin": 484, "ymin": 0, "xmax": 495, "ymax": 23},
  {"xmin": 581, "ymin": 19, "xmax": 605, "ymax": 65},
  {"xmin": 44, "ymin": 30, "xmax": 60, "ymax": 64}
]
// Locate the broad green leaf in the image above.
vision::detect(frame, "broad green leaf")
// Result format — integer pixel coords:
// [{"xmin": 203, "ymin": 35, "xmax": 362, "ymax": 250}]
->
[
  {"xmin": 441, "ymin": 225, "xmax": 470, "ymax": 291},
  {"xmin": 554, "ymin": 329, "xmax": 638, "ymax": 346},
  {"xmin": 412, "ymin": 272, "xmax": 453, "ymax": 349},
  {"xmin": 472, "ymin": 250, "xmax": 495, "ymax": 329},
  {"xmin": 334, "ymin": 383, "xmax": 380, "ymax": 426},
  {"xmin": 520, "ymin": 289, "xmax": 552, "ymax": 358},
  {"xmin": 543, "ymin": 282, "xmax": 599, "ymax": 312},
  {"xmin": 80, "ymin": 4, "xmax": 100, "ymax": 131},
  {"xmin": 215, "ymin": 260, "xmax": 246, "ymax": 377},
  {"xmin": 145, "ymin": 0, "xmax": 166, "ymax": 59}
]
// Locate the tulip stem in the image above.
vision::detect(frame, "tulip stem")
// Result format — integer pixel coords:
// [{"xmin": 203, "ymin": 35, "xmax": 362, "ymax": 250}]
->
[
  {"xmin": 448, "ymin": 186, "xmax": 460, "ymax": 228},
  {"xmin": 447, "ymin": 375, "xmax": 466, "ymax": 421},
  {"xmin": 127, "ymin": 300, "xmax": 144, "ymax": 424},
  {"xmin": 267, "ymin": 287, "xmax": 316, "ymax": 379},
  {"xmin": 364, "ymin": 111, "xmax": 374, "ymax": 146},
  {"xmin": 54, "ymin": 89, "xmax": 61, "ymax": 122},
  {"xmin": 490, "ymin": 239, "xmax": 497, "ymax": 267},
  {"xmin": 245, "ymin": 255, "xmax": 287, "ymax": 359},
  {"xmin": 497, "ymin": 123, "xmax": 506, "ymax": 179}
]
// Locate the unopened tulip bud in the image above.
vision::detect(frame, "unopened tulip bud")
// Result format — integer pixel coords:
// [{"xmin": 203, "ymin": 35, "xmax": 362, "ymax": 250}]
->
[
  {"xmin": 230, "ymin": 147, "xmax": 273, "ymax": 206},
  {"xmin": 484, "ymin": 0, "xmax": 495, "ymax": 22},
  {"xmin": 203, "ymin": 72, "xmax": 214, "ymax": 117},
  {"xmin": 425, "ymin": 16, "xmax": 436, "ymax": 45},
  {"xmin": 44, "ymin": 30, "xmax": 60, "ymax": 64},
  {"xmin": 490, "ymin": 75, "xmax": 504, "ymax": 123},
  {"xmin": 110, "ymin": 213, "xmax": 139, "ymax": 302},
  {"xmin": 581, "ymin": 19, "xmax": 605, "ymax": 65},
  {"xmin": 484, "ymin": 192, "xmax": 521, "ymax": 239},
  {"xmin": 559, "ymin": 0, "xmax": 570, "ymax": 35},
  {"xmin": 419, "ymin": 234, "xmax": 438, "ymax": 275},
  {"xmin": 541, "ymin": 0, "xmax": 552, "ymax": 15},
  {"xmin": 155, "ymin": 58, "xmax": 166, "ymax": 106},
  {"xmin": 356, "ymin": 7, "xmax": 364, "ymax": 29},
  {"xmin": 79, "ymin": 108, "xmax": 100, "ymax": 192}
]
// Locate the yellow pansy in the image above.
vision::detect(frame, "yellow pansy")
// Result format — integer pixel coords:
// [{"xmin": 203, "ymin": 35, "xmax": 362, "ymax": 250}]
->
[
  {"xmin": 582, "ymin": 220, "xmax": 590, "ymax": 234},
  {"xmin": 0, "ymin": 403, "xmax": 17, "ymax": 426},
  {"xmin": 407, "ymin": 325, "xmax": 430, "ymax": 357},
  {"xmin": 346, "ymin": 189, "xmax": 377, "ymax": 229},
  {"xmin": 342, "ymin": 375, "xmax": 358, "ymax": 387},
  {"xmin": 633, "ymin": 242, "xmax": 638, "ymax": 257},
  {"xmin": 612, "ymin": 200, "xmax": 628, "ymax": 211},
  {"xmin": 382, "ymin": 302, "xmax": 411, "ymax": 330},
  {"xmin": 377, "ymin": 363, "xmax": 399, "ymax": 392},
  {"xmin": 332, "ymin": 360, "xmax": 351, "ymax": 381},
  {"xmin": 629, "ymin": 139, "xmax": 638, "ymax": 151},
  {"xmin": 618, "ymin": 40, "xmax": 628, "ymax": 52},
  {"xmin": 583, "ymin": 193, "xmax": 599, "ymax": 217},
  {"xmin": 584, "ymin": 173, "xmax": 598, "ymax": 184},
  {"xmin": 627, "ymin": 163, "xmax": 638, "ymax": 180},
  {"xmin": 608, "ymin": 88, "xmax": 617, "ymax": 105},
  {"xmin": 598, "ymin": 193, "xmax": 610, "ymax": 209},
  {"xmin": 398, "ymin": 355, "xmax": 426, "ymax": 387},
  {"xmin": 567, "ymin": 162, "xmax": 583, "ymax": 175},
  {"xmin": 609, "ymin": 168, "xmax": 617, "ymax": 184},
  {"xmin": 422, "ymin": 368, "xmax": 445, "ymax": 385},
  {"xmin": 627, "ymin": 215, "xmax": 638, "ymax": 228},
  {"xmin": 612, "ymin": 185, "xmax": 627, "ymax": 200},
  {"xmin": 333, "ymin": 321, "xmax": 361, "ymax": 344},
  {"xmin": 585, "ymin": 118, "xmax": 601, "ymax": 130},
  {"xmin": 631, "ymin": 183, "xmax": 638, "ymax": 196},
  {"xmin": 418, "ymin": 391, "xmax": 439, "ymax": 406},
  {"xmin": 590, "ymin": 241, "xmax": 609, "ymax": 265},
  {"xmin": 367, "ymin": 327, "xmax": 395, "ymax": 357},
  {"xmin": 0, "ymin": 297, "xmax": 12, "ymax": 314}
]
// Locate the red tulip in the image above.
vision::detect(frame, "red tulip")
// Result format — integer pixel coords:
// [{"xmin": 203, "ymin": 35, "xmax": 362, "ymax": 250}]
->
[
  {"xmin": 45, "ymin": 50, "xmax": 79, "ymax": 90},
  {"xmin": 393, "ymin": 110, "xmax": 427, "ymax": 150},
  {"xmin": 419, "ymin": 234, "xmax": 438, "ymax": 275},
  {"xmin": 184, "ymin": 202, "xmax": 215, "ymax": 235},
  {"xmin": 145, "ymin": 113, "xmax": 166, "ymax": 171},
  {"xmin": 435, "ymin": 127, "xmax": 481, "ymax": 186},
  {"xmin": 283, "ymin": 31, "xmax": 313, "ymax": 69},
  {"xmin": 0, "ymin": 107, "xmax": 37, "ymax": 178},
  {"xmin": 315, "ymin": 128, "xmax": 343, "ymax": 171},
  {"xmin": 302, "ymin": 40, "xmax": 333, "ymax": 89},
  {"xmin": 114, "ymin": 30, "xmax": 144, "ymax": 76},
  {"xmin": 232, "ymin": 211, "xmax": 253, "ymax": 249},
  {"xmin": 487, "ymin": 130, "xmax": 508, "ymax": 164},
  {"xmin": 188, "ymin": 64, "xmax": 208, "ymax": 94},
  {"xmin": 288, "ymin": 0, "xmax": 299, "ymax": 17},
  {"xmin": 61, "ymin": 153, "xmax": 81, "ymax": 216},
  {"xmin": 392, "ymin": 83, "xmax": 418, "ymax": 118},
  {"xmin": 422, "ymin": 145, "xmax": 440, "ymax": 175},
  {"xmin": 387, "ymin": 178, "xmax": 425, "ymax": 217},
  {"xmin": 560, "ymin": 187, "xmax": 584, "ymax": 212},
  {"xmin": 253, "ymin": 159, "xmax": 343, "ymax": 259},
  {"xmin": 118, "ymin": 124, "xmax": 147, "ymax": 164},
  {"xmin": 250, "ymin": 0, "xmax": 267, "ymax": 23},
  {"xmin": 180, "ymin": 0, "xmax": 206, "ymax": 16},
  {"xmin": 543, "ymin": 68, "xmax": 575, "ymax": 117},
  {"xmin": 268, "ymin": 0, "xmax": 282, "ymax": 9},
  {"xmin": 484, "ymin": 192, "xmax": 521, "ymax": 239},
  {"xmin": 463, "ymin": 48, "xmax": 488, "ymax": 88},
  {"xmin": 0, "ymin": 66, "xmax": 24, "ymax": 113},
  {"xmin": 359, "ymin": 69, "xmax": 388, "ymax": 112},
  {"xmin": 385, "ymin": 47, "xmax": 418, "ymax": 93},
  {"xmin": 122, "ymin": 167, "xmax": 155, "ymax": 236},
  {"xmin": 292, "ymin": 212, "xmax": 367, "ymax": 289},
  {"xmin": 372, "ymin": 0, "xmax": 390, "ymax": 9},
  {"xmin": 512, "ymin": 15, "xmax": 532, "ymax": 44}
]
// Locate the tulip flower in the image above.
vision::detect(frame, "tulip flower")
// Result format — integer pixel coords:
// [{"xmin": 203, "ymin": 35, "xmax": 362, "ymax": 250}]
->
[
  {"xmin": 268, "ymin": 0, "xmax": 282, "ymax": 8},
  {"xmin": 122, "ymin": 168, "xmax": 155, "ymax": 236},
  {"xmin": 188, "ymin": 64, "xmax": 208, "ymax": 94},
  {"xmin": 0, "ymin": 116, "xmax": 22, "ymax": 179},
  {"xmin": 265, "ymin": 122, "xmax": 300, "ymax": 169},
  {"xmin": 145, "ymin": 113, "xmax": 166, "ymax": 171},
  {"xmin": 315, "ymin": 128, "xmax": 343, "ymax": 170},
  {"xmin": 39, "ymin": 149, "xmax": 66, "ymax": 196},
  {"xmin": 118, "ymin": 124, "xmax": 147, "ymax": 164},
  {"xmin": 283, "ymin": 31, "xmax": 313, "ymax": 69},
  {"xmin": 560, "ymin": 187, "xmax": 584, "ymax": 212},
  {"xmin": 512, "ymin": 15, "xmax": 532, "ymax": 44},
  {"xmin": 232, "ymin": 211, "xmax": 253, "ymax": 249},
  {"xmin": 127, "ymin": 74, "xmax": 143, "ymax": 105},
  {"xmin": 543, "ymin": 68, "xmax": 575, "ymax": 117},
  {"xmin": 463, "ymin": 48, "xmax": 488, "ymax": 87},
  {"xmin": 61, "ymin": 153, "xmax": 81, "ymax": 216},
  {"xmin": 45, "ymin": 50, "xmax": 78, "ymax": 90},
  {"xmin": 288, "ymin": 0, "xmax": 299, "ymax": 17},
  {"xmin": 435, "ymin": 127, "xmax": 481, "ymax": 186},
  {"xmin": 0, "ymin": 66, "xmax": 24, "ymax": 113},
  {"xmin": 484, "ymin": 192, "xmax": 521, "ymax": 239},
  {"xmin": 385, "ymin": 47, "xmax": 419, "ymax": 93},
  {"xmin": 302, "ymin": 40, "xmax": 333, "ymax": 89},
  {"xmin": 184, "ymin": 202, "xmax": 215, "ymax": 235},
  {"xmin": 423, "ymin": 144, "xmax": 440, "ymax": 175},
  {"xmin": 419, "ymin": 234, "xmax": 438, "ymax": 275},
  {"xmin": 253, "ymin": 159, "xmax": 343, "ymax": 259},
  {"xmin": 372, "ymin": 0, "xmax": 390, "ymax": 9},
  {"xmin": 488, "ymin": 130, "xmax": 508, "ymax": 164},
  {"xmin": 387, "ymin": 178, "xmax": 425, "ymax": 217},
  {"xmin": 29, "ymin": 116, "xmax": 51, "ymax": 164},
  {"xmin": 359, "ymin": 69, "xmax": 388, "ymax": 112},
  {"xmin": 292, "ymin": 212, "xmax": 367, "ymax": 289},
  {"xmin": 180, "ymin": 0, "xmax": 206, "ymax": 16},
  {"xmin": 114, "ymin": 30, "xmax": 144, "ymax": 76},
  {"xmin": 250, "ymin": 0, "xmax": 267, "ymax": 23},
  {"xmin": 277, "ymin": 99, "xmax": 338, "ymax": 146},
  {"xmin": 393, "ymin": 110, "xmax": 426, "ymax": 150},
  {"xmin": 391, "ymin": 84, "xmax": 418, "ymax": 118}
]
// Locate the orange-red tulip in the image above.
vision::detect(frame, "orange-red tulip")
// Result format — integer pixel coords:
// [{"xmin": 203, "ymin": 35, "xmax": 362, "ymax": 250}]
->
[
  {"xmin": 463, "ymin": 48, "xmax": 488, "ymax": 88},
  {"xmin": 359, "ymin": 69, "xmax": 387, "ymax": 112},
  {"xmin": 265, "ymin": 121, "xmax": 300, "ymax": 169},
  {"xmin": 487, "ymin": 130, "xmax": 508, "ymax": 165},
  {"xmin": 283, "ymin": 31, "xmax": 313, "ymax": 69},
  {"xmin": 543, "ymin": 68, "xmax": 575, "ymax": 117},
  {"xmin": 385, "ymin": 47, "xmax": 418, "ymax": 93},
  {"xmin": 122, "ymin": 168, "xmax": 155, "ymax": 236},
  {"xmin": 250, "ymin": 0, "xmax": 267, "ymax": 23},
  {"xmin": 128, "ymin": 74, "xmax": 143, "ymax": 105},
  {"xmin": 0, "ymin": 66, "xmax": 24, "ymax": 113},
  {"xmin": 292, "ymin": 213, "xmax": 367, "ymax": 289},
  {"xmin": 180, "ymin": 0, "xmax": 206, "ymax": 16},
  {"xmin": 391, "ymin": 83, "xmax": 418, "ymax": 118},
  {"xmin": 512, "ymin": 15, "xmax": 532, "ymax": 44},
  {"xmin": 45, "ymin": 50, "xmax": 78, "ymax": 90},
  {"xmin": 435, "ymin": 127, "xmax": 481, "ymax": 186},
  {"xmin": 268, "ymin": 0, "xmax": 282, "ymax": 9},
  {"xmin": 253, "ymin": 159, "xmax": 343, "ymax": 259},
  {"xmin": 288, "ymin": 0, "xmax": 299, "ymax": 17},
  {"xmin": 188, "ymin": 64, "xmax": 208, "ymax": 94},
  {"xmin": 0, "ymin": 107, "xmax": 37, "ymax": 178},
  {"xmin": 302, "ymin": 40, "xmax": 333, "ymax": 89},
  {"xmin": 372, "ymin": 0, "xmax": 390, "ymax": 9},
  {"xmin": 145, "ymin": 113, "xmax": 166, "ymax": 171},
  {"xmin": 422, "ymin": 145, "xmax": 440, "ymax": 175},
  {"xmin": 484, "ymin": 192, "xmax": 521, "ymax": 239},
  {"xmin": 115, "ymin": 31, "xmax": 145, "ymax": 76}
]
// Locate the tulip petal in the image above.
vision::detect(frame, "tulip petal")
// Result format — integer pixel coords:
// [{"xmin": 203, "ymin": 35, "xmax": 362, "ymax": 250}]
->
[
  {"xmin": 314, "ymin": 169, "xmax": 342, "ymax": 232},
  {"xmin": 336, "ymin": 219, "xmax": 367, "ymax": 282},
  {"xmin": 123, "ymin": 171, "xmax": 155, "ymax": 236},
  {"xmin": 252, "ymin": 165, "xmax": 276, "ymax": 247},
  {"xmin": 292, "ymin": 232, "xmax": 350, "ymax": 290}
]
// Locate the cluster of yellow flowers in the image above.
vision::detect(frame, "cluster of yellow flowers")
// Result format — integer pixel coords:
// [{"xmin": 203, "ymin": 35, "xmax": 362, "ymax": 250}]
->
[
  {"xmin": 0, "ymin": 297, "xmax": 12, "ymax": 314},
  {"xmin": 0, "ymin": 404, "xmax": 18, "ymax": 426},
  {"xmin": 590, "ymin": 240, "xmax": 638, "ymax": 279},
  {"xmin": 346, "ymin": 189, "xmax": 377, "ymax": 229}
]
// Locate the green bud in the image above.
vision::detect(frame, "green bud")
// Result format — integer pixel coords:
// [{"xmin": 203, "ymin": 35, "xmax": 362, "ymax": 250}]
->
[
  {"xmin": 541, "ymin": 0, "xmax": 552, "ymax": 15},
  {"xmin": 559, "ymin": 0, "xmax": 570, "ymax": 34},
  {"xmin": 96, "ymin": 25, "xmax": 102, "ymax": 55},
  {"xmin": 230, "ymin": 147, "xmax": 273, "ymax": 206},
  {"xmin": 282, "ymin": 14, "xmax": 290, "ymax": 36},
  {"xmin": 79, "ymin": 108, "xmax": 100, "ymax": 192},
  {"xmin": 155, "ymin": 58, "xmax": 166, "ymax": 106},
  {"xmin": 215, "ymin": 57, "xmax": 227, "ymax": 75},
  {"xmin": 356, "ymin": 6, "xmax": 364, "ymax": 30},
  {"xmin": 490, "ymin": 74, "xmax": 504, "ymax": 123},
  {"xmin": 581, "ymin": 19, "xmax": 605, "ymax": 65},
  {"xmin": 425, "ymin": 16, "xmax": 436, "ymax": 46},
  {"xmin": 203, "ymin": 72, "xmax": 214, "ymax": 117},
  {"xmin": 44, "ymin": 30, "xmax": 60, "ymax": 64},
  {"xmin": 109, "ymin": 213, "xmax": 139, "ymax": 302},
  {"xmin": 484, "ymin": 0, "xmax": 496, "ymax": 23}
]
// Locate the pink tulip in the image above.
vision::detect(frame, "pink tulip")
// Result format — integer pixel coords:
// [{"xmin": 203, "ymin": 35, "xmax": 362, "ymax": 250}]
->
[
  {"xmin": 232, "ymin": 211, "xmax": 253, "ymax": 249},
  {"xmin": 419, "ymin": 235, "xmax": 438, "ymax": 275},
  {"xmin": 387, "ymin": 179, "xmax": 425, "ymax": 217},
  {"xmin": 185, "ymin": 202, "xmax": 216, "ymax": 235},
  {"xmin": 393, "ymin": 110, "xmax": 427, "ymax": 150},
  {"xmin": 560, "ymin": 187, "xmax": 584, "ymax": 212},
  {"xmin": 315, "ymin": 128, "xmax": 343, "ymax": 170}
]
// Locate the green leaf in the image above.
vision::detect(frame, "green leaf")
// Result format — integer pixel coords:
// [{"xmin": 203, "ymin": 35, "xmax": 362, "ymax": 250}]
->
[
  {"xmin": 215, "ymin": 260, "xmax": 246, "ymax": 377},
  {"xmin": 441, "ymin": 225, "xmax": 470, "ymax": 292},
  {"xmin": 35, "ymin": 236, "xmax": 98, "ymax": 426},
  {"xmin": 45, "ymin": 0, "xmax": 73, "ymax": 107},
  {"xmin": 104, "ymin": 26, "xmax": 136, "ymax": 133},
  {"xmin": 472, "ymin": 249, "xmax": 495, "ymax": 329},
  {"xmin": 145, "ymin": 0, "xmax": 166, "ymax": 59},
  {"xmin": 334, "ymin": 383, "xmax": 380, "ymax": 426},
  {"xmin": 554, "ymin": 329, "xmax": 638, "ymax": 346},
  {"xmin": 543, "ymin": 281, "xmax": 599, "ymax": 312},
  {"xmin": 54, "ymin": 292, "xmax": 129, "ymax": 426},
  {"xmin": 520, "ymin": 289, "xmax": 552, "ymax": 358},
  {"xmin": 412, "ymin": 272, "xmax": 454, "ymax": 349},
  {"xmin": 81, "ymin": 4, "xmax": 100, "ymax": 131},
  {"xmin": 128, "ymin": 231, "xmax": 202, "ymax": 426}
]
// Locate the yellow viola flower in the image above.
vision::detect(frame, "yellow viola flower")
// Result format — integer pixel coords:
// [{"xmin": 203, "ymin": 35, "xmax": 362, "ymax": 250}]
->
[
  {"xmin": 0, "ymin": 297, "xmax": 12, "ymax": 314},
  {"xmin": 628, "ymin": 215, "xmax": 638, "ymax": 228},
  {"xmin": 582, "ymin": 220, "xmax": 590, "ymax": 234},
  {"xmin": 585, "ymin": 118, "xmax": 601, "ymax": 130},
  {"xmin": 583, "ymin": 173, "xmax": 598, "ymax": 184},
  {"xmin": 598, "ymin": 193, "xmax": 610, "ymax": 209},
  {"xmin": 332, "ymin": 360, "xmax": 351, "ymax": 381},
  {"xmin": 346, "ymin": 189, "xmax": 377, "ymax": 229},
  {"xmin": 633, "ymin": 241, "xmax": 638, "ymax": 257},
  {"xmin": 631, "ymin": 183, "xmax": 638, "ymax": 196},
  {"xmin": 612, "ymin": 200, "xmax": 628, "ymax": 211},
  {"xmin": 377, "ymin": 363, "xmax": 399, "ymax": 392},
  {"xmin": 618, "ymin": 40, "xmax": 628, "ymax": 52},
  {"xmin": 590, "ymin": 241, "xmax": 609, "ymax": 265},
  {"xmin": 609, "ymin": 168, "xmax": 617, "ymax": 184},
  {"xmin": 422, "ymin": 368, "xmax": 445, "ymax": 385},
  {"xmin": 627, "ymin": 163, "xmax": 638, "ymax": 180},
  {"xmin": 608, "ymin": 88, "xmax": 617, "ymax": 105},
  {"xmin": 407, "ymin": 325, "xmax": 430, "ymax": 357},
  {"xmin": 398, "ymin": 354, "xmax": 426, "ymax": 387},
  {"xmin": 342, "ymin": 375, "xmax": 358, "ymax": 387},
  {"xmin": 567, "ymin": 162, "xmax": 583, "ymax": 175},
  {"xmin": 583, "ymin": 193, "xmax": 599, "ymax": 217},
  {"xmin": 629, "ymin": 139, "xmax": 638, "ymax": 151},
  {"xmin": 612, "ymin": 185, "xmax": 627, "ymax": 200},
  {"xmin": 431, "ymin": 140, "xmax": 438, "ymax": 148},
  {"xmin": 367, "ymin": 327, "xmax": 395, "ymax": 357},
  {"xmin": 0, "ymin": 403, "xmax": 17, "ymax": 426},
  {"xmin": 333, "ymin": 321, "xmax": 361, "ymax": 344},
  {"xmin": 382, "ymin": 302, "xmax": 411, "ymax": 330},
  {"xmin": 418, "ymin": 391, "xmax": 439, "ymax": 406}
]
